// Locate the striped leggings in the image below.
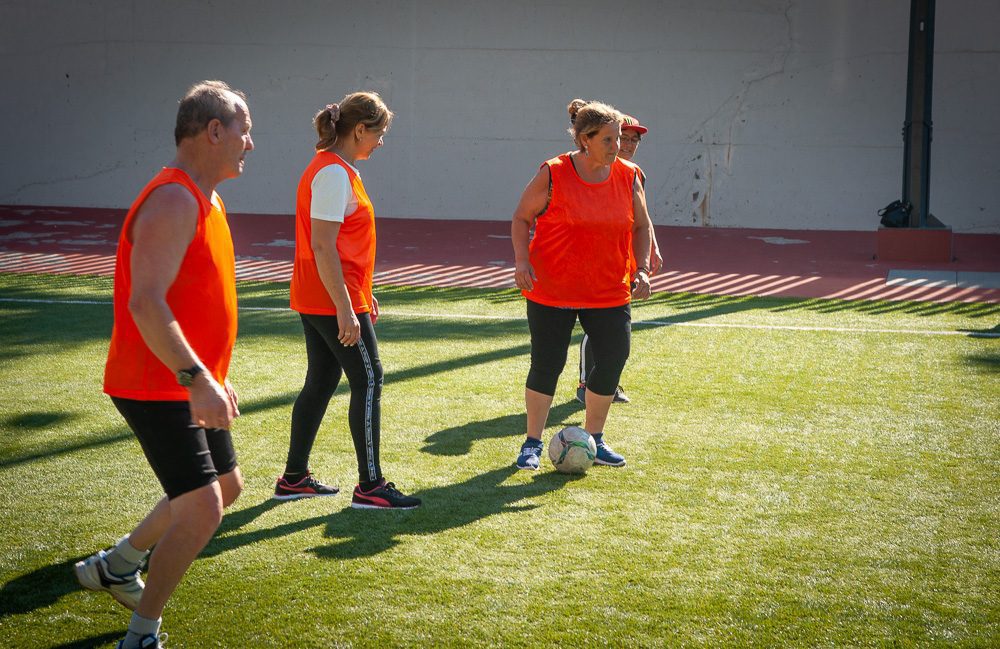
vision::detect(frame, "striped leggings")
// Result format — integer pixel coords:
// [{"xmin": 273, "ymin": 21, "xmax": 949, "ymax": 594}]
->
[{"xmin": 286, "ymin": 312, "xmax": 382, "ymax": 484}]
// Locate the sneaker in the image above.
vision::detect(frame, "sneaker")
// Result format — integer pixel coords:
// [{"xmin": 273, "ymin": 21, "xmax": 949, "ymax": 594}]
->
[
  {"xmin": 515, "ymin": 440, "xmax": 543, "ymax": 470},
  {"xmin": 273, "ymin": 473, "xmax": 339, "ymax": 500},
  {"xmin": 74, "ymin": 549, "xmax": 144, "ymax": 610},
  {"xmin": 612, "ymin": 385, "xmax": 631, "ymax": 403},
  {"xmin": 575, "ymin": 383, "xmax": 586, "ymax": 405},
  {"xmin": 351, "ymin": 480, "xmax": 421, "ymax": 510},
  {"xmin": 593, "ymin": 434, "xmax": 626, "ymax": 467},
  {"xmin": 117, "ymin": 633, "xmax": 168, "ymax": 649}
]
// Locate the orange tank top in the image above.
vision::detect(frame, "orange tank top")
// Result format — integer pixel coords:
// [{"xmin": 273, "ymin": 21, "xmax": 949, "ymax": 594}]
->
[
  {"xmin": 104, "ymin": 168, "xmax": 238, "ymax": 401},
  {"xmin": 523, "ymin": 153, "xmax": 638, "ymax": 308},
  {"xmin": 290, "ymin": 152, "xmax": 376, "ymax": 315}
]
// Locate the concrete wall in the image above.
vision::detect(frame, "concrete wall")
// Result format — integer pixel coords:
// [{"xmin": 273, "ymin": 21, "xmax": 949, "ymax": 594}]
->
[{"xmin": 1, "ymin": 0, "xmax": 997, "ymax": 232}]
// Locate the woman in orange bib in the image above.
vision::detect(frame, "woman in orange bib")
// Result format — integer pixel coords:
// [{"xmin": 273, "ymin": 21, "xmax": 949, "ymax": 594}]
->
[
  {"xmin": 511, "ymin": 99, "xmax": 654, "ymax": 470},
  {"xmin": 278, "ymin": 92, "xmax": 420, "ymax": 509}
]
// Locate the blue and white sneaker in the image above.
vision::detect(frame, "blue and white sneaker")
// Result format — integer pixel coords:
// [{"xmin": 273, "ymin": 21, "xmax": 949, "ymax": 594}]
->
[
  {"xmin": 74, "ymin": 549, "xmax": 144, "ymax": 610},
  {"xmin": 592, "ymin": 433, "xmax": 626, "ymax": 467},
  {"xmin": 515, "ymin": 439, "xmax": 543, "ymax": 470},
  {"xmin": 117, "ymin": 632, "xmax": 167, "ymax": 648}
]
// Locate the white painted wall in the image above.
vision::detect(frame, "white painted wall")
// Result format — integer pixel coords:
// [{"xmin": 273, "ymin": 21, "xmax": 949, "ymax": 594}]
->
[{"xmin": 1, "ymin": 0, "xmax": 997, "ymax": 232}]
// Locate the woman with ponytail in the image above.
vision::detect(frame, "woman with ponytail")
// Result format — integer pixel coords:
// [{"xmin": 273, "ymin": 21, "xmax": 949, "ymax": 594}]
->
[
  {"xmin": 511, "ymin": 99, "xmax": 654, "ymax": 470},
  {"xmin": 276, "ymin": 92, "xmax": 420, "ymax": 509}
]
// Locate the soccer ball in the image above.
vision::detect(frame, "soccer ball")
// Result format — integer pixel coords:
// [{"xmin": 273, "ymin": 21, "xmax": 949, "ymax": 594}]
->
[{"xmin": 548, "ymin": 426, "xmax": 597, "ymax": 474}]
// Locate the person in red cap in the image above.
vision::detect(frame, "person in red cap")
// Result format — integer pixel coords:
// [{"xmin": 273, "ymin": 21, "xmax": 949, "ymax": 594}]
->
[{"xmin": 575, "ymin": 110, "xmax": 662, "ymax": 405}]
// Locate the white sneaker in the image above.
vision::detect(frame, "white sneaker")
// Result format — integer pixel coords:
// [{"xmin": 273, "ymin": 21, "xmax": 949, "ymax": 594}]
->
[
  {"xmin": 117, "ymin": 632, "xmax": 167, "ymax": 648},
  {"xmin": 74, "ymin": 549, "xmax": 144, "ymax": 610}
]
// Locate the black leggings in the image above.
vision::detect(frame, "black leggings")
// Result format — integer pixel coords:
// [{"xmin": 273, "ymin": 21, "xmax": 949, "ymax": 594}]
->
[
  {"xmin": 526, "ymin": 300, "xmax": 631, "ymax": 397},
  {"xmin": 287, "ymin": 312, "xmax": 382, "ymax": 484}
]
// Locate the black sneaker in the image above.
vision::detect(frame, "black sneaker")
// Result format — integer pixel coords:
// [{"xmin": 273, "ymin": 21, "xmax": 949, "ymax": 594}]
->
[
  {"xmin": 612, "ymin": 385, "xmax": 631, "ymax": 403},
  {"xmin": 351, "ymin": 480, "xmax": 421, "ymax": 510},
  {"xmin": 273, "ymin": 473, "xmax": 339, "ymax": 500},
  {"xmin": 575, "ymin": 383, "xmax": 586, "ymax": 405}
]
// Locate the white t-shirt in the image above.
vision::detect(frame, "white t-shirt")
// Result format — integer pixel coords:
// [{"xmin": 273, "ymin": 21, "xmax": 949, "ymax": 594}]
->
[{"xmin": 310, "ymin": 162, "xmax": 360, "ymax": 222}]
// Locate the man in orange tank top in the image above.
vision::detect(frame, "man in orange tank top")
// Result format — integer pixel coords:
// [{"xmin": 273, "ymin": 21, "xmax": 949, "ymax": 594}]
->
[{"xmin": 74, "ymin": 81, "xmax": 253, "ymax": 649}]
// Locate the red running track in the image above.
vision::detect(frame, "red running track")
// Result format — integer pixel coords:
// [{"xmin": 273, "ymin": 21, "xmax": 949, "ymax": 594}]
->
[{"xmin": 1, "ymin": 205, "xmax": 998, "ymax": 303}]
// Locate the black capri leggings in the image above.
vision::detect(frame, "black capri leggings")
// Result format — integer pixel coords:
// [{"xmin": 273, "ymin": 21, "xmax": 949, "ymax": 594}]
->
[
  {"xmin": 525, "ymin": 300, "xmax": 631, "ymax": 397},
  {"xmin": 287, "ymin": 312, "xmax": 383, "ymax": 484}
]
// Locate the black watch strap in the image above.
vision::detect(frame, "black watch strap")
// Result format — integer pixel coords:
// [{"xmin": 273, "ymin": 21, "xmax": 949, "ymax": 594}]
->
[{"xmin": 176, "ymin": 364, "xmax": 204, "ymax": 387}]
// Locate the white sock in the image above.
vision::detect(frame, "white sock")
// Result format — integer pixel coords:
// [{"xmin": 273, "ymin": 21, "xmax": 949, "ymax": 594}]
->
[
  {"xmin": 123, "ymin": 612, "xmax": 160, "ymax": 647},
  {"xmin": 107, "ymin": 535, "xmax": 149, "ymax": 576}
]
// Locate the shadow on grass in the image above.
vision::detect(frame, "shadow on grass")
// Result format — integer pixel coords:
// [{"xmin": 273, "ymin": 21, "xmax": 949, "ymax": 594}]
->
[
  {"xmin": 0, "ymin": 426, "xmax": 132, "ymax": 470},
  {"xmin": 202, "ymin": 465, "xmax": 575, "ymax": 562},
  {"xmin": 375, "ymin": 284, "xmax": 521, "ymax": 306},
  {"xmin": 964, "ymin": 352, "xmax": 999, "ymax": 375},
  {"xmin": 959, "ymin": 322, "xmax": 1000, "ymax": 339},
  {"xmin": 236, "ymin": 306, "xmax": 527, "ymax": 346},
  {"xmin": 0, "ymin": 303, "xmax": 111, "ymax": 361},
  {"xmin": 0, "ymin": 558, "xmax": 80, "ymax": 618},
  {"xmin": 641, "ymin": 290, "xmax": 1000, "ymax": 321},
  {"xmin": 51, "ymin": 632, "xmax": 123, "ymax": 648},
  {"xmin": 231, "ymin": 341, "xmax": 535, "ymax": 420},
  {"xmin": 311, "ymin": 464, "xmax": 576, "ymax": 559},
  {"xmin": 1, "ymin": 410, "xmax": 77, "ymax": 431},
  {"xmin": 386, "ymin": 341, "xmax": 532, "ymax": 385},
  {"xmin": 237, "ymin": 390, "xmax": 298, "ymax": 416},
  {"xmin": 422, "ymin": 400, "xmax": 583, "ymax": 456},
  {"xmin": 233, "ymin": 281, "xmax": 523, "ymax": 309}
]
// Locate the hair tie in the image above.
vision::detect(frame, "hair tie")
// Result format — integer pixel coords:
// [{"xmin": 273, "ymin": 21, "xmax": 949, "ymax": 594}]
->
[{"xmin": 326, "ymin": 103, "xmax": 340, "ymax": 122}]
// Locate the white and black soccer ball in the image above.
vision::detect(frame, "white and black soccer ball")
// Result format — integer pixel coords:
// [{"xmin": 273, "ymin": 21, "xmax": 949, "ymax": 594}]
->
[{"xmin": 548, "ymin": 426, "xmax": 597, "ymax": 474}]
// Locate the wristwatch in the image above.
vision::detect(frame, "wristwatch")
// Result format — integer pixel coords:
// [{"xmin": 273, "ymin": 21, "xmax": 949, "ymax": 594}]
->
[{"xmin": 176, "ymin": 364, "xmax": 204, "ymax": 387}]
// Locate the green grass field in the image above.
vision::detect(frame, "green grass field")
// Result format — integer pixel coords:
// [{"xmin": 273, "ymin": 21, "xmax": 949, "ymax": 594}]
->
[{"xmin": 1, "ymin": 272, "xmax": 998, "ymax": 648}]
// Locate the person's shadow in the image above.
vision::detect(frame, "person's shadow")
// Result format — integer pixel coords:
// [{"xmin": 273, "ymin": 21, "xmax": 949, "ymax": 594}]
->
[
  {"xmin": 309, "ymin": 464, "xmax": 578, "ymax": 560},
  {"xmin": 422, "ymin": 399, "xmax": 583, "ymax": 456},
  {"xmin": 0, "ymin": 557, "xmax": 81, "ymax": 619}
]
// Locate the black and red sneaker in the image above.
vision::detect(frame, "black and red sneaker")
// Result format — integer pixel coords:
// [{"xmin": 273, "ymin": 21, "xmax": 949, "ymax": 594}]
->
[
  {"xmin": 351, "ymin": 480, "xmax": 421, "ymax": 510},
  {"xmin": 273, "ymin": 473, "xmax": 339, "ymax": 501}
]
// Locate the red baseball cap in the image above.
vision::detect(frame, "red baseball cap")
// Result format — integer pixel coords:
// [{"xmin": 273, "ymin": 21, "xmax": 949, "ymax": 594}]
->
[{"xmin": 621, "ymin": 114, "xmax": 648, "ymax": 135}]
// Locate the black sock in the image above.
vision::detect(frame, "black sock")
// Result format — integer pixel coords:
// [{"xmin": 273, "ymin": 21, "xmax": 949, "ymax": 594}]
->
[
  {"xmin": 283, "ymin": 470, "xmax": 307, "ymax": 483},
  {"xmin": 360, "ymin": 478, "xmax": 384, "ymax": 491}
]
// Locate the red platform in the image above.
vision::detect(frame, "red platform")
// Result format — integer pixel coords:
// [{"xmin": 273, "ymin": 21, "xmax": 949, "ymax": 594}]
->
[
  {"xmin": 876, "ymin": 226, "xmax": 954, "ymax": 263},
  {"xmin": 1, "ymin": 205, "xmax": 998, "ymax": 303}
]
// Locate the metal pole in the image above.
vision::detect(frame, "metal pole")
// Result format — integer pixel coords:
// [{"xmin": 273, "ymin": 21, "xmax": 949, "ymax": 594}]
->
[{"xmin": 902, "ymin": 0, "xmax": 935, "ymax": 228}]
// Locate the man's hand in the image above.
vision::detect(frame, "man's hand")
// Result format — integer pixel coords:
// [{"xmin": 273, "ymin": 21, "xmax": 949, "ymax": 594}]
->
[
  {"xmin": 189, "ymin": 374, "xmax": 237, "ymax": 430},
  {"xmin": 224, "ymin": 378, "xmax": 240, "ymax": 418}
]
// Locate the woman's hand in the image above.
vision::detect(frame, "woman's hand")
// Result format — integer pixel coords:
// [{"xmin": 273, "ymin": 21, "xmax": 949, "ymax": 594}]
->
[
  {"xmin": 337, "ymin": 309, "xmax": 361, "ymax": 346},
  {"xmin": 514, "ymin": 260, "xmax": 537, "ymax": 291},
  {"xmin": 631, "ymin": 269, "xmax": 651, "ymax": 300},
  {"xmin": 650, "ymin": 241, "xmax": 663, "ymax": 275},
  {"xmin": 371, "ymin": 296, "xmax": 379, "ymax": 325}
]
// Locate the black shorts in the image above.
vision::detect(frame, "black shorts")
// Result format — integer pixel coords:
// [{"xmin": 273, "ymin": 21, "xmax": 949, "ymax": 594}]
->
[{"xmin": 111, "ymin": 397, "xmax": 238, "ymax": 500}]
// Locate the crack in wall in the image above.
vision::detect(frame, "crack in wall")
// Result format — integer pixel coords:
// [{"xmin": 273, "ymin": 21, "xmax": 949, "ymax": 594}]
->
[
  {"xmin": 1, "ymin": 162, "xmax": 129, "ymax": 203},
  {"xmin": 660, "ymin": 0, "xmax": 796, "ymax": 227}
]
